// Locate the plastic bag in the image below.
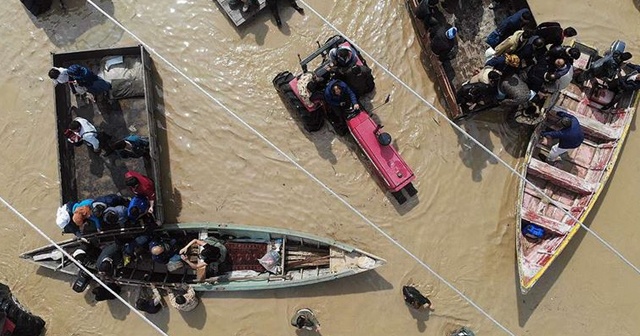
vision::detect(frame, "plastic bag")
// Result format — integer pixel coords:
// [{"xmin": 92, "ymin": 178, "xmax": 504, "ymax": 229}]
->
[{"xmin": 258, "ymin": 250, "xmax": 280, "ymax": 273}]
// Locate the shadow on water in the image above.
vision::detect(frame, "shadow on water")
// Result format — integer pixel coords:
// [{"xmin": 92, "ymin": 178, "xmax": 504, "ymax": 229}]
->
[
  {"xmin": 199, "ymin": 270, "xmax": 392, "ymax": 300},
  {"xmin": 417, "ymin": 52, "xmax": 531, "ymax": 182},
  {"xmin": 406, "ymin": 304, "xmax": 432, "ymax": 333},
  {"xmin": 151, "ymin": 62, "xmax": 183, "ymax": 224},
  {"xmin": 514, "ymin": 151, "xmax": 625, "ymax": 326},
  {"xmin": 178, "ymin": 301, "xmax": 207, "ymax": 330},
  {"xmin": 22, "ymin": 0, "xmax": 121, "ymax": 48}
]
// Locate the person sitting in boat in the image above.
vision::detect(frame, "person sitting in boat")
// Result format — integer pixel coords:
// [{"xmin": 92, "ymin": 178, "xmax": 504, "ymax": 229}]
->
[
  {"xmin": 125, "ymin": 171, "xmax": 156, "ymax": 214},
  {"xmin": 167, "ymin": 284, "xmax": 199, "ymax": 312},
  {"xmin": 179, "ymin": 237, "xmax": 228, "ymax": 276},
  {"xmin": 68, "ymin": 64, "xmax": 111, "ymax": 96},
  {"xmin": 514, "ymin": 36, "xmax": 547, "ymax": 68},
  {"xmin": 415, "ymin": 0, "xmax": 442, "ymax": 28},
  {"xmin": 539, "ymin": 110, "xmax": 584, "ymax": 162},
  {"xmin": 72, "ymin": 199, "xmax": 102, "ymax": 233},
  {"xmin": 96, "ymin": 242, "xmax": 124, "ymax": 277},
  {"xmin": 149, "ymin": 238, "xmax": 181, "ymax": 265},
  {"xmin": 290, "ymin": 308, "xmax": 321, "ymax": 332},
  {"xmin": 492, "ymin": 30, "xmax": 532, "ymax": 59},
  {"xmin": 430, "ymin": 25, "xmax": 458, "ymax": 61},
  {"xmin": 123, "ymin": 235, "xmax": 151, "ymax": 266},
  {"xmin": 127, "ymin": 195, "xmax": 158, "ymax": 231},
  {"xmin": 65, "ymin": 116, "xmax": 112, "ymax": 155},
  {"xmin": 102, "ymin": 205, "xmax": 129, "ymax": 230},
  {"xmin": 49, "ymin": 64, "xmax": 111, "ymax": 99},
  {"xmin": 485, "ymin": 8, "xmax": 534, "ymax": 48},
  {"xmin": 402, "ymin": 285, "xmax": 434, "ymax": 310},
  {"xmin": 545, "ymin": 45, "xmax": 581, "ymax": 66},
  {"xmin": 534, "ymin": 23, "xmax": 577, "ymax": 47},
  {"xmin": 576, "ymin": 51, "xmax": 633, "ymax": 84},
  {"xmin": 49, "ymin": 67, "xmax": 90, "ymax": 99},
  {"xmin": 328, "ymin": 45, "xmax": 358, "ymax": 72},
  {"xmin": 91, "ymin": 194, "xmax": 129, "ymax": 219},
  {"xmin": 108, "ymin": 135, "xmax": 150, "ymax": 159},
  {"xmin": 457, "ymin": 71, "xmax": 501, "ymax": 112},
  {"xmin": 523, "ymin": 60, "xmax": 557, "ymax": 94},
  {"xmin": 485, "ymin": 54, "xmax": 522, "ymax": 76},
  {"xmin": 601, "ymin": 65, "xmax": 640, "ymax": 110},
  {"xmin": 135, "ymin": 284, "xmax": 163, "ymax": 314}
]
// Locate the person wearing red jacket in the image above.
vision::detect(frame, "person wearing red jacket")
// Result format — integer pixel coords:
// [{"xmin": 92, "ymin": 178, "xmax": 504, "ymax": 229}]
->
[{"xmin": 124, "ymin": 171, "xmax": 155, "ymax": 212}]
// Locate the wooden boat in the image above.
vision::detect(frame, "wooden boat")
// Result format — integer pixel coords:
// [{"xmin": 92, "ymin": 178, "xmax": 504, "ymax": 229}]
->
[
  {"xmin": 405, "ymin": 0, "xmax": 534, "ymax": 120},
  {"xmin": 515, "ymin": 41, "xmax": 640, "ymax": 293},
  {"xmin": 20, "ymin": 222, "xmax": 386, "ymax": 291},
  {"xmin": 52, "ymin": 45, "xmax": 164, "ymax": 223},
  {"xmin": 214, "ymin": 0, "xmax": 268, "ymax": 27}
]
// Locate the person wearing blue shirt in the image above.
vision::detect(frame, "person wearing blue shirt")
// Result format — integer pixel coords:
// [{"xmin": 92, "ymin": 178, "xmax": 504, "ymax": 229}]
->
[
  {"xmin": 328, "ymin": 45, "xmax": 358, "ymax": 70},
  {"xmin": 323, "ymin": 79, "xmax": 359, "ymax": 110},
  {"xmin": 67, "ymin": 64, "xmax": 112, "ymax": 95},
  {"xmin": 540, "ymin": 111, "xmax": 584, "ymax": 161},
  {"xmin": 102, "ymin": 205, "xmax": 129, "ymax": 229},
  {"xmin": 127, "ymin": 195, "xmax": 150, "ymax": 222},
  {"xmin": 109, "ymin": 135, "xmax": 150, "ymax": 159},
  {"xmin": 149, "ymin": 239, "xmax": 181, "ymax": 265},
  {"xmin": 323, "ymin": 79, "xmax": 361, "ymax": 135},
  {"xmin": 72, "ymin": 199, "xmax": 102, "ymax": 232},
  {"xmin": 486, "ymin": 8, "xmax": 533, "ymax": 48}
]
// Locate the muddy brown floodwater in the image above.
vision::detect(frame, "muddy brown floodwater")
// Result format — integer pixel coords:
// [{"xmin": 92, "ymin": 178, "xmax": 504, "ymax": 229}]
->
[{"xmin": 0, "ymin": 0, "xmax": 639, "ymax": 335}]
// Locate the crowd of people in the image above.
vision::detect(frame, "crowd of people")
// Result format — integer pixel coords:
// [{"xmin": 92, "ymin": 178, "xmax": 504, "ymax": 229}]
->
[{"xmin": 414, "ymin": 0, "xmax": 640, "ymax": 163}]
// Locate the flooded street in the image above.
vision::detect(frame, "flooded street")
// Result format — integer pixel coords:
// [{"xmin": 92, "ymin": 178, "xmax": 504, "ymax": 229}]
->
[{"xmin": 0, "ymin": 0, "xmax": 639, "ymax": 335}]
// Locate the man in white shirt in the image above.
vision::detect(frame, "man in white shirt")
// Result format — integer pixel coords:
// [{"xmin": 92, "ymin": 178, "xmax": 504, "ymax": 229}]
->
[{"xmin": 66, "ymin": 115, "xmax": 111, "ymax": 154}]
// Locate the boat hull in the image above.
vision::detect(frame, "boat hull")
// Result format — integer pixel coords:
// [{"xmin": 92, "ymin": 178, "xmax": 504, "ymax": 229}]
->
[
  {"xmin": 515, "ymin": 42, "xmax": 640, "ymax": 293},
  {"xmin": 21, "ymin": 222, "xmax": 386, "ymax": 292}
]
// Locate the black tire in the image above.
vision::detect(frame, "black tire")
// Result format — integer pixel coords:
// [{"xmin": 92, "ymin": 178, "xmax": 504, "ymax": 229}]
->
[
  {"xmin": 0, "ymin": 284, "xmax": 45, "ymax": 336},
  {"xmin": 392, "ymin": 190, "xmax": 407, "ymax": 204},
  {"xmin": 283, "ymin": 91, "xmax": 323, "ymax": 132},
  {"xmin": 404, "ymin": 183, "xmax": 418, "ymax": 197},
  {"xmin": 272, "ymin": 71, "xmax": 294, "ymax": 92}
]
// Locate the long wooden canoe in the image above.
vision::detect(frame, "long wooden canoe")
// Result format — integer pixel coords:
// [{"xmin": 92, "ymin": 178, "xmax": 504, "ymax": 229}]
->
[
  {"xmin": 20, "ymin": 222, "xmax": 386, "ymax": 291},
  {"xmin": 515, "ymin": 42, "xmax": 640, "ymax": 293}
]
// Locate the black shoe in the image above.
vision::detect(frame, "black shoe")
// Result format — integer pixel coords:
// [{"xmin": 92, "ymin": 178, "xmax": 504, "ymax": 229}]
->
[
  {"xmin": 294, "ymin": 6, "xmax": 304, "ymax": 14},
  {"xmin": 276, "ymin": 18, "xmax": 282, "ymax": 27}
]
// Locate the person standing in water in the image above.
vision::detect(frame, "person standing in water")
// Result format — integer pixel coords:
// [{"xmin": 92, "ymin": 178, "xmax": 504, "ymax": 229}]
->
[
  {"xmin": 290, "ymin": 308, "xmax": 321, "ymax": 332},
  {"xmin": 402, "ymin": 285, "xmax": 434, "ymax": 310}
]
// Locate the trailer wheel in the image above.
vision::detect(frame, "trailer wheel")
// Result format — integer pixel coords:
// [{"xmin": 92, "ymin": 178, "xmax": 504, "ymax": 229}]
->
[
  {"xmin": 404, "ymin": 183, "xmax": 418, "ymax": 197},
  {"xmin": 391, "ymin": 191, "xmax": 407, "ymax": 204}
]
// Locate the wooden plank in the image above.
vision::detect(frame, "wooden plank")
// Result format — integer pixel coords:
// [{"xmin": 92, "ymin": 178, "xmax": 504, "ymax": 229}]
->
[
  {"xmin": 521, "ymin": 209, "xmax": 573, "ymax": 235},
  {"xmin": 214, "ymin": 0, "xmax": 268, "ymax": 27},
  {"xmin": 527, "ymin": 158, "xmax": 595, "ymax": 195}
]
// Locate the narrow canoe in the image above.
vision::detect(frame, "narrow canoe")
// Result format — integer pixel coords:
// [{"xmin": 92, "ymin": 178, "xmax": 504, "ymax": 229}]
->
[
  {"xmin": 20, "ymin": 222, "xmax": 386, "ymax": 291},
  {"xmin": 515, "ymin": 42, "xmax": 640, "ymax": 293}
]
